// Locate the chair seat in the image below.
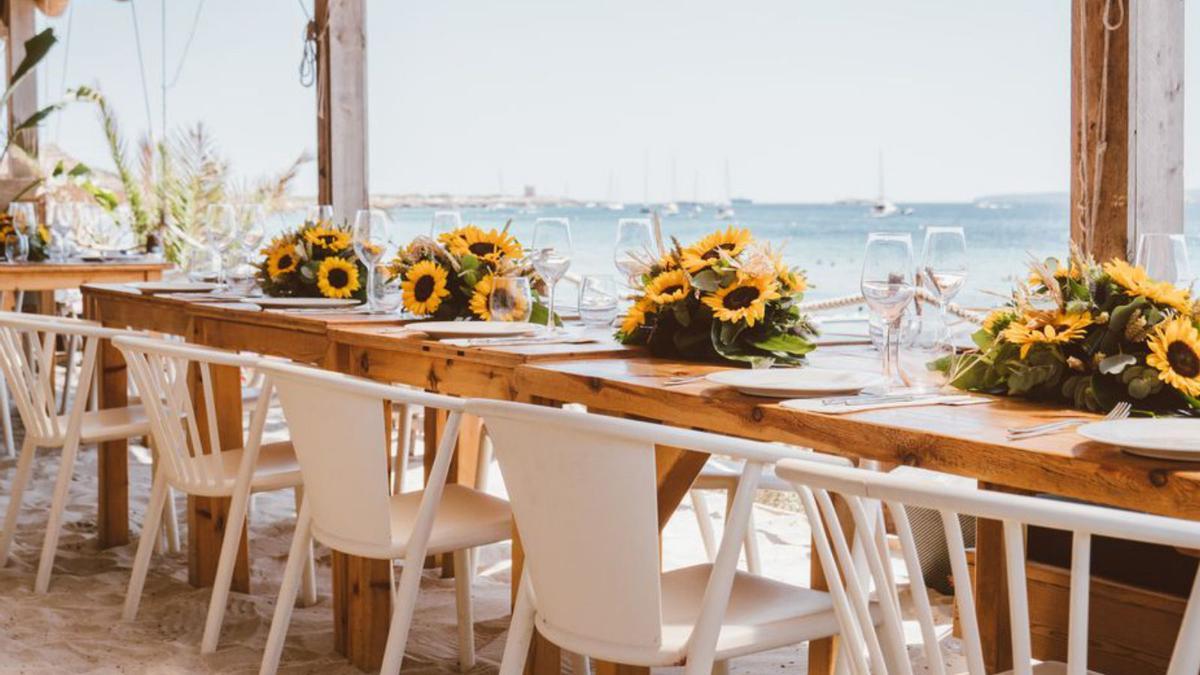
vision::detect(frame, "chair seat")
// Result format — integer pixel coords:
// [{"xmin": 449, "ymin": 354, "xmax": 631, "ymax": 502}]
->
[
  {"xmin": 1000, "ymin": 662, "xmax": 1104, "ymax": 675},
  {"xmin": 175, "ymin": 441, "xmax": 304, "ymax": 497},
  {"xmin": 35, "ymin": 405, "xmax": 152, "ymax": 445},
  {"xmin": 312, "ymin": 484, "xmax": 512, "ymax": 559}
]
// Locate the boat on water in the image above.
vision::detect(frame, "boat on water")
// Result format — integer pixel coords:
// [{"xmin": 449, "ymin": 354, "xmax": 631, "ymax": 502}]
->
[
  {"xmin": 716, "ymin": 205, "xmax": 736, "ymax": 221},
  {"xmin": 661, "ymin": 202, "xmax": 680, "ymax": 216},
  {"xmin": 869, "ymin": 151, "xmax": 909, "ymax": 218},
  {"xmin": 605, "ymin": 202, "xmax": 624, "ymax": 211}
]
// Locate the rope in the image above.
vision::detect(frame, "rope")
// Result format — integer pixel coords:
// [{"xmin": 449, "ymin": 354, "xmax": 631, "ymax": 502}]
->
[
  {"xmin": 1076, "ymin": 0, "xmax": 1126, "ymax": 255},
  {"xmin": 796, "ymin": 290, "xmax": 985, "ymax": 326}
]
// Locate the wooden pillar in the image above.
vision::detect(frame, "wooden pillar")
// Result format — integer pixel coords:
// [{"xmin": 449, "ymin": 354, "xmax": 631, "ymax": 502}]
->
[
  {"xmin": 315, "ymin": 0, "xmax": 369, "ymax": 222},
  {"xmin": 1071, "ymin": 0, "xmax": 1183, "ymax": 263},
  {"xmin": 2, "ymin": 0, "xmax": 39, "ymax": 159}
]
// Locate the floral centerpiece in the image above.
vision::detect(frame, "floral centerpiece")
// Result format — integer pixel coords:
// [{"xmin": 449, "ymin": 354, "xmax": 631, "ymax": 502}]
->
[
  {"xmin": 616, "ymin": 226, "xmax": 817, "ymax": 366},
  {"xmin": 0, "ymin": 213, "xmax": 51, "ymax": 262},
  {"xmin": 389, "ymin": 222, "xmax": 549, "ymax": 321},
  {"xmin": 932, "ymin": 252, "xmax": 1200, "ymax": 412},
  {"xmin": 257, "ymin": 221, "xmax": 367, "ymax": 300}
]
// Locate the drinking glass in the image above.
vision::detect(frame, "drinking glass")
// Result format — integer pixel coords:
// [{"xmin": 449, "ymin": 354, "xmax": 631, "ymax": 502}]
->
[
  {"xmin": 7, "ymin": 202, "xmax": 35, "ymax": 237},
  {"xmin": 369, "ymin": 263, "xmax": 404, "ymax": 313},
  {"xmin": 861, "ymin": 232, "xmax": 916, "ymax": 390},
  {"xmin": 47, "ymin": 202, "xmax": 73, "ymax": 262},
  {"xmin": 4, "ymin": 231, "xmax": 28, "ymax": 263},
  {"xmin": 238, "ymin": 204, "xmax": 267, "ymax": 253},
  {"xmin": 920, "ymin": 226, "xmax": 968, "ymax": 351},
  {"xmin": 531, "ymin": 217, "xmax": 573, "ymax": 332},
  {"xmin": 353, "ymin": 209, "xmax": 399, "ymax": 311},
  {"xmin": 489, "ymin": 277, "xmax": 533, "ymax": 322},
  {"xmin": 430, "ymin": 211, "xmax": 464, "ymax": 239},
  {"xmin": 614, "ymin": 218, "xmax": 654, "ymax": 283},
  {"xmin": 578, "ymin": 275, "xmax": 620, "ymax": 327},
  {"xmin": 307, "ymin": 204, "xmax": 334, "ymax": 226},
  {"xmin": 1136, "ymin": 233, "xmax": 1193, "ymax": 290},
  {"xmin": 205, "ymin": 204, "xmax": 238, "ymax": 286}
]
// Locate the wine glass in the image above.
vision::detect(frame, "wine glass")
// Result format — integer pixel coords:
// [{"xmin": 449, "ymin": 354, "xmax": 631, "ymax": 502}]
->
[
  {"xmin": 489, "ymin": 277, "xmax": 533, "ymax": 322},
  {"xmin": 920, "ymin": 226, "xmax": 968, "ymax": 351},
  {"xmin": 7, "ymin": 202, "xmax": 35, "ymax": 237},
  {"xmin": 368, "ymin": 263, "xmax": 404, "ymax": 313},
  {"xmin": 205, "ymin": 204, "xmax": 238, "ymax": 286},
  {"xmin": 238, "ymin": 204, "xmax": 267, "ymax": 253},
  {"xmin": 861, "ymin": 232, "xmax": 916, "ymax": 390},
  {"xmin": 47, "ymin": 202, "xmax": 73, "ymax": 262},
  {"xmin": 614, "ymin": 218, "xmax": 654, "ymax": 283},
  {"xmin": 1136, "ymin": 233, "xmax": 1193, "ymax": 290},
  {"xmin": 307, "ymin": 204, "xmax": 334, "ymax": 226},
  {"xmin": 578, "ymin": 275, "xmax": 620, "ymax": 327},
  {"xmin": 4, "ymin": 230, "xmax": 28, "ymax": 263},
  {"xmin": 353, "ymin": 209, "xmax": 399, "ymax": 312},
  {"xmin": 531, "ymin": 217, "xmax": 573, "ymax": 332},
  {"xmin": 430, "ymin": 211, "xmax": 464, "ymax": 239}
]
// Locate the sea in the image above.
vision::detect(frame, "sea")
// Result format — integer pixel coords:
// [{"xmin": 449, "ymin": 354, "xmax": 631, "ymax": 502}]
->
[{"xmin": 287, "ymin": 200, "xmax": 1200, "ymax": 311}]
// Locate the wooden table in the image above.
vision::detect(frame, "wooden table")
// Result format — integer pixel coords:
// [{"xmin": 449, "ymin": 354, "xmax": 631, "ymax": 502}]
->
[
  {"xmin": 514, "ymin": 349, "xmax": 1200, "ymax": 674},
  {"xmin": 0, "ymin": 260, "xmax": 171, "ymax": 310}
]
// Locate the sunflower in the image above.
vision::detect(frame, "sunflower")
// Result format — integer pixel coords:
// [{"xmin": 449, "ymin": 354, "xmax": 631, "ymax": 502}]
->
[
  {"xmin": 1139, "ymin": 280, "xmax": 1193, "ymax": 315},
  {"xmin": 469, "ymin": 274, "xmax": 493, "ymax": 320},
  {"xmin": 774, "ymin": 256, "xmax": 807, "ymax": 294},
  {"xmin": 1146, "ymin": 316, "xmax": 1200, "ymax": 397},
  {"xmin": 1027, "ymin": 261, "xmax": 1081, "ymax": 287},
  {"xmin": 701, "ymin": 275, "xmax": 781, "ymax": 327},
  {"xmin": 681, "ymin": 227, "xmax": 753, "ymax": 272},
  {"xmin": 267, "ymin": 244, "xmax": 300, "ymax": 279},
  {"xmin": 982, "ymin": 309, "xmax": 1017, "ymax": 336},
  {"xmin": 402, "ymin": 260, "xmax": 451, "ymax": 315},
  {"xmin": 619, "ymin": 300, "xmax": 653, "ymax": 335},
  {"xmin": 315, "ymin": 257, "xmax": 360, "ymax": 299},
  {"xmin": 447, "ymin": 226, "xmax": 522, "ymax": 262},
  {"xmin": 1001, "ymin": 311, "xmax": 1094, "ymax": 358},
  {"xmin": 36, "ymin": 224, "xmax": 50, "ymax": 243},
  {"xmin": 1103, "ymin": 259, "xmax": 1149, "ymax": 294},
  {"xmin": 643, "ymin": 269, "xmax": 691, "ymax": 305},
  {"xmin": 304, "ymin": 226, "xmax": 351, "ymax": 252}
]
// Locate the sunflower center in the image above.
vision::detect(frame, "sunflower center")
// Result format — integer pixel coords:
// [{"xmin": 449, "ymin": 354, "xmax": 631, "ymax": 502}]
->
[
  {"xmin": 1167, "ymin": 341, "xmax": 1200, "ymax": 378},
  {"xmin": 723, "ymin": 286, "xmax": 761, "ymax": 310},
  {"xmin": 278, "ymin": 254, "xmax": 294, "ymax": 269},
  {"xmin": 468, "ymin": 242, "xmax": 498, "ymax": 257},
  {"xmin": 660, "ymin": 284, "xmax": 683, "ymax": 297},
  {"xmin": 701, "ymin": 243, "xmax": 738, "ymax": 261},
  {"xmin": 319, "ymin": 235, "xmax": 338, "ymax": 246},
  {"xmin": 327, "ymin": 268, "xmax": 350, "ymax": 288},
  {"xmin": 414, "ymin": 275, "xmax": 435, "ymax": 301}
]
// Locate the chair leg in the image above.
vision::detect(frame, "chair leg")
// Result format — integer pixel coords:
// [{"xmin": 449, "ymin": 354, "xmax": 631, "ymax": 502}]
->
[
  {"xmin": 163, "ymin": 486, "xmax": 181, "ymax": 554},
  {"xmin": 0, "ymin": 374, "xmax": 14, "ymax": 458},
  {"xmin": 498, "ymin": 572, "xmax": 536, "ymax": 675},
  {"xmin": 712, "ymin": 660, "xmax": 731, "ymax": 675},
  {"xmin": 0, "ymin": 438, "xmax": 37, "ymax": 563},
  {"xmin": 58, "ymin": 335, "xmax": 78, "ymax": 415},
  {"xmin": 380, "ymin": 546, "xmax": 435, "ymax": 674},
  {"xmin": 453, "ymin": 550, "xmax": 476, "ymax": 671},
  {"xmin": 474, "ymin": 433, "xmax": 493, "ymax": 492},
  {"xmin": 35, "ymin": 433, "xmax": 85, "ymax": 593},
  {"xmin": 123, "ymin": 469, "xmax": 169, "ymax": 620},
  {"xmin": 690, "ymin": 490, "xmax": 718, "ymax": 562},
  {"xmin": 200, "ymin": 482, "xmax": 254, "ymax": 653},
  {"xmin": 743, "ymin": 506, "xmax": 763, "ymax": 575},
  {"xmin": 259, "ymin": 500, "xmax": 313, "ymax": 675},
  {"xmin": 568, "ymin": 651, "xmax": 590, "ymax": 674},
  {"xmin": 294, "ymin": 486, "xmax": 317, "ymax": 607},
  {"xmin": 393, "ymin": 404, "xmax": 411, "ymax": 494}
]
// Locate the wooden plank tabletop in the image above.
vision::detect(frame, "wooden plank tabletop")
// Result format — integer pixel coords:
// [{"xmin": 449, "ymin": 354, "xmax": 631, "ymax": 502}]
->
[
  {"xmin": 514, "ymin": 348, "xmax": 1200, "ymax": 520},
  {"xmin": 0, "ymin": 261, "xmax": 172, "ymax": 291}
]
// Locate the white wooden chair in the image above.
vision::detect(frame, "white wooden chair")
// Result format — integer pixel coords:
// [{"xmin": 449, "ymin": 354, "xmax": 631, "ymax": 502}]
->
[
  {"xmin": 113, "ymin": 336, "xmax": 317, "ymax": 654},
  {"xmin": 0, "ymin": 312, "xmax": 170, "ymax": 593},
  {"xmin": 255, "ymin": 360, "xmax": 512, "ymax": 675},
  {"xmin": 466, "ymin": 398, "xmax": 869, "ymax": 675},
  {"xmin": 776, "ymin": 458, "xmax": 1200, "ymax": 675}
]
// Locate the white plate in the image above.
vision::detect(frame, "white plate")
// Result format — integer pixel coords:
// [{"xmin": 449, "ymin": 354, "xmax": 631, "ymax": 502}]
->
[
  {"xmin": 253, "ymin": 297, "xmax": 362, "ymax": 308},
  {"xmin": 131, "ymin": 281, "xmax": 218, "ymax": 295},
  {"xmin": 414, "ymin": 321, "xmax": 541, "ymax": 339},
  {"xmin": 705, "ymin": 368, "xmax": 885, "ymax": 398},
  {"xmin": 1077, "ymin": 418, "xmax": 1200, "ymax": 461}
]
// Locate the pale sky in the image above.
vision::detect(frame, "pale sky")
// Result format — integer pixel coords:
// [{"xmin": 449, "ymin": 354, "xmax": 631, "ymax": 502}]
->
[{"xmin": 27, "ymin": 1, "xmax": 1199, "ymax": 203}]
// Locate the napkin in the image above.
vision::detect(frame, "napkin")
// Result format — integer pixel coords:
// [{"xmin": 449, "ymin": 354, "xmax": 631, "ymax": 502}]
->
[{"xmin": 780, "ymin": 394, "xmax": 990, "ymax": 414}]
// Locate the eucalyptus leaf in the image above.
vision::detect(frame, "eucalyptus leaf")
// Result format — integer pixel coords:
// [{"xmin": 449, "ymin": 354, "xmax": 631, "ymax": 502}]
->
[
  {"xmin": 1098, "ymin": 353, "xmax": 1137, "ymax": 375},
  {"xmin": 691, "ymin": 269, "xmax": 721, "ymax": 292}
]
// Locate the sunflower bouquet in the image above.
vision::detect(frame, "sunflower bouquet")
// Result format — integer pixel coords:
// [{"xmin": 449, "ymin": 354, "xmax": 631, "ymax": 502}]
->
[
  {"xmin": 257, "ymin": 221, "xmax": 367, "ymax": 300},
  {"xmin": 616, "ymin": 226, "xmax": 817, "ymax": 367},
  {"xmin": 0, "ymin": 213, "xmax": 51, "ymax": 262},
  {"xmin": 932, "ymin": 252, "xmax": 1200, "ymax": 413},
  {"xmin": 389, "ymin": 223, "xmax": 549, "ymax": 321}
]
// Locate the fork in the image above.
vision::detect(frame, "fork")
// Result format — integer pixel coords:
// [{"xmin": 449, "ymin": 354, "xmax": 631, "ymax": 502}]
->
[
  {"xmin": 662, "ymin": 374, "xmax": 708, "ymax": 387},
  {"xmin": 1006, "ymin": 401, "xmax": 1132, "ymax": 440}
]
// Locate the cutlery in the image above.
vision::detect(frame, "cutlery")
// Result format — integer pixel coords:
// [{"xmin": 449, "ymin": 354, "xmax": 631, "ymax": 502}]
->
[
  {"xmin": 821, "ymin": 391, "xmax": 943, "ymax": 406},
  {"xmin": 662, "ymin": 374, "xmax": 708, "ymax": 387},
  {"xmin": 1006, "ymin": 401, "xmax": 1131, "ymax": 440}
]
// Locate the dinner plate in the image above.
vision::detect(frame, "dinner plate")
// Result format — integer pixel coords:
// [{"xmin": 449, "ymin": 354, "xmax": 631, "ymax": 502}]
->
[
  {"xmin": 704, "ymin": 368, "xmax": 885, "ymax": 398},
  {"xmin": 131, "ymin": 281, "xmax": 219, "ymax": 295},
  {"xmin": 413, "ymin": 321, "xmax": 541, "ymax": 339},
  {"xmin": 253, "ymin": 297, "xmax": 362, "ymax": 308},
  {"xmin": 1077, "ymin": 419, "xmax": 1200, "ymax": 461}
]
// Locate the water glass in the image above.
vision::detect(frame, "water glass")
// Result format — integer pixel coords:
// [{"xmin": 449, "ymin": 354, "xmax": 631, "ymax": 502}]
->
[
  {"xmin": 354, "ymin": 209, "xmax": 398, "ymax": 311},
  {"xmin": 205, "ymin": 204, "xmax": 238, "ymax": 285},
  {"xmin": 489, "ymin": 277, "xmax": 533, "ymax": 322},
  {"xmin": 368, "ymin": 264, "xmax": 404, "ymax": 313},
  {"xmin": 307, "ymin": 204, "xmax": 334, "ymax": 226},
  {"xmin": 919, "ymin": 226, "xmax": 968, "ymax": 351},
  {"xmin": 861, "ymin": 232, "xmax": 916, "ymax": 390},
  {"xmin": 578, "ymin": 275, "xmax": 620, "ymax": 327},
  {"xmin": 7, "ymin": 202, "xmax": 35, "ymax": 236},
  {"xmin": 531, "ymin": 217, "xmax": 573, "ymax": 331},
  {"xmin": 614, "ymin": 218, "xmax": 654, "ymax": 282},
  {"xmin": 238, "ymin": 204, "xmax": 267, "ymax": 255},
  {"xmin": 430, "ymin": 211, "xmax": 464, "ymax": 239},
  {"xmin": 225, "ymin": 254, "xmax": 259, "ymax": 296},
  {"xmin": 47, "ymin": 202, "xmax": 74, "ymax": 262},
  {"xmin": 4, "ymin": 231, "xmax": 28, "ymax": 263},
  {"xmin": 1136, "ymin": 233, "xmax": 1193, "ymax": 290}
]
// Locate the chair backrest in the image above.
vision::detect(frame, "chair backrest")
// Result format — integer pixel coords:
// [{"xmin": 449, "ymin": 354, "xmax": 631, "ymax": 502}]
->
[
  {"xmin": 113, "ymin": 335, "xmax": 269, "ymax": 493},
  {"xmin": 0, "ymin": 312, "xmax": 129, "ymax": 443},
  {"xmin": 256, "ymin": 359, "xmax": 466, "ymax": 550},
  {"xmin": 776, "ymin": 459, "xmax": 1200, "ymax": 675},
  {"xmin": 467, "ymin": 398, "xmax": 825, "ymax": 659}
]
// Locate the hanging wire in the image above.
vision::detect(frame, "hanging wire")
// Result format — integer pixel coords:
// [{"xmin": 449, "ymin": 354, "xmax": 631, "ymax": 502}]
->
[
  {"xmin": 54, "ymin": 1, "xmax": 75, "ymax": 142},
  {"xmin": 165, "ymin": 0, "xmax": 206, "ymax": 88},
  {"xmin": 298, "ymin": 0, "xmax": 318, "ymax": 87},
  {"xmin": 128, "ymin": 0, "xmax": 156, "ymax": 139}
]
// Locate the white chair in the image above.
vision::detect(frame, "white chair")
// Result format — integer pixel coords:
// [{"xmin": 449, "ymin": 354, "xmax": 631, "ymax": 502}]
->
[
  {"xmin": 777, "ymin": 458, "xmax": 1200, "ymax": 675},
  {"xmin": 113, "ymin": 335, "xmax": 317, "ymax": 654},
  {"xmin": 0, "ymin": 312, "xmax": 173, "ymax": 593},
  {"xmin": 467, "ymin": 398, "xmax": 870, "ymax": 675},
  {"xmin": 256, "ymin": 360, "xmax": 512, "ymax": 675},
  {"xmin": 688, "ymin": 456, "xmax": 795, "ymax": 575}
]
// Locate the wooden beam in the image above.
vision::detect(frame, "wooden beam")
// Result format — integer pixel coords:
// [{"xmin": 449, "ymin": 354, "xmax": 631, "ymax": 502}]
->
[
  {"xmin": 315, "ymin": 0, "xmax": 368, "ymax": 223},
  {"xmin": 3, "ymin": 0, "xmax": 38, "ymax": 161}
]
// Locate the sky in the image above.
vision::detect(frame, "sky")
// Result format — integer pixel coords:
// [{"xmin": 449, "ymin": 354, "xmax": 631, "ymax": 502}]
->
[{"xmin": 24, "ymin": 0, "xmax": 1197, "ymax": 203}]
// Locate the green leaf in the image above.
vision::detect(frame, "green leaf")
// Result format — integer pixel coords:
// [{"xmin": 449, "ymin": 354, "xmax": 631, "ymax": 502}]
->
[
  {"xmin": 751, "ymin": 333, "xmax": 815, "ymax": 356},
  {"xmin": 691, "ymin": 269, "xmax": 721, "ymax": 292},
  {"xmin": 971, "ymin": 329, "xmax": 994, "ymax": 350},
  {"xmin": 0, "ymin": 28, "xmax": 56, "ymax": 112},
  {"xmin": 1098, "ymin": 353, "xmax": 1137, "ymax": 375}
]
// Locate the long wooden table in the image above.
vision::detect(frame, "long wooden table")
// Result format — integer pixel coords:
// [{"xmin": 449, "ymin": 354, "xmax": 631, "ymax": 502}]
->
[{"xmin": 0, "ymin": 260, "xmax": 171, "ymax": 309}]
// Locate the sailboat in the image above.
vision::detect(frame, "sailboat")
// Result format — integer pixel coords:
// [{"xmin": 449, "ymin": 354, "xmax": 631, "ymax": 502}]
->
[
  {"xmin": 716, "ymin": 158, "xmax": 736, "ymax": 221},
  {"xmin": 870, "ymin": 151, "xmax": 902, "ymax": 218},
  {"xmin": 604, "ymin": 170, "xmax": 624, "ymax": 211}
]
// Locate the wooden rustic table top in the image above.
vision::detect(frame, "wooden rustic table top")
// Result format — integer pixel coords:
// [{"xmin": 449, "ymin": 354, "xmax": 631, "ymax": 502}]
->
[
  {"xmin": 0, "ymin": 261, "xmax": 172, "ymax": 291},
  {"xmin": 514, "ymin": 347, "xmax": 1200, "ymax": 520}
]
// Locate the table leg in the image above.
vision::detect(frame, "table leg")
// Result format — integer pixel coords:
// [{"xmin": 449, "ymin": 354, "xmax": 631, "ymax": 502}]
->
[
  {"xmin": 95, "ymin": 329, "xmax": 130, "ymax": 548},
  {"xmin": 424, "ymin": 409, "xmax": 483, "ymax": 576},
  {"xmin": 186, "ymin": 362, "xmax": 250, "ymax": 591},
  {"xmin": 331, "ymin": 550, "xmax": 393, "ymax": 670},
  {"xmin": 977, "ymin": 483, "xmax": 1015, "ymax": 673}
]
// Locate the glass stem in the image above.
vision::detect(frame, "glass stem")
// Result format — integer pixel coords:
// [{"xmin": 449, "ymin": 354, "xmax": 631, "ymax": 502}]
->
[
  {"xmin": 936, "ymin": 301, "xmax": 948, "ymax": 347},
  {"xmin": 546, "ymin": 282, "xmax": 557, "ymax": 330},
  {"xmin": 890, "ymin": 316, "xmax": 903, "ymax": 384},
  {"xmin": 365, "ymin": 266, "xmax": 376, "ymax": 311},
  {"xmin": 881, "ymin": 320, "xmax": 893, "ymax": 380}
]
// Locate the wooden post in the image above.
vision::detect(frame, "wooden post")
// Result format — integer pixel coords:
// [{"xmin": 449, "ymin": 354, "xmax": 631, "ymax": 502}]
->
[
  {"xmin": 1071, "ymin": 0, "xmax": 1183, "ymax": 262},
  {"xmin": 2, "ymin": 0, "xmax": 38, "ymax": 159},
  {"xmin": 315, "ymin": 0, "xmax": 369, "ymax": 222}
]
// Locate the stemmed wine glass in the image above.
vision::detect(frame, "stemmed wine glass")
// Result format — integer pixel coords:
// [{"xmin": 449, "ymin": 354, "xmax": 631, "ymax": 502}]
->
[
  {"xmin": 307, "ymin": 204, "xmax": 334, "ymax": 226},
  {"xmin": 861, "ymin": 232, "xmax": 916, "ymax": 391},
  {"xmin": 226, "ymin": 204, "xmax": 267, "ymax": 294},
  {"xmin": 489, "ymin": 277, "xmax": 533, "ymax": 322},
  {"xmin": 353, "ymin": 209, "xmax": 399, "ymax": 312},
  {"xmin": 531, "ymin": 218, "xmax": 573, "ymax": 332},
  {"xmin": 430, "ymin": 211, "xmax": 463, "ymax": 239},
  {"xmin": 614, "ymin": 218, "xmax": 654, "ymax": 284},
  {"xmin": 7, "ymin": 202, "xmax": 35, "ymax": 260},
  {"xmin": 205, "ymin": 204, "xmax": 238, "ymax": 286},
  {"xmin": 48, "ymin": 203, "xmax": 74, "ymax": 262},
  {"xmin": 1136, "ymin": 233, "xmax": 1193, "ymax": 290},
  {"xmin": 920, "ymin": 226, "xmax": 968, "ymax": 351}
]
